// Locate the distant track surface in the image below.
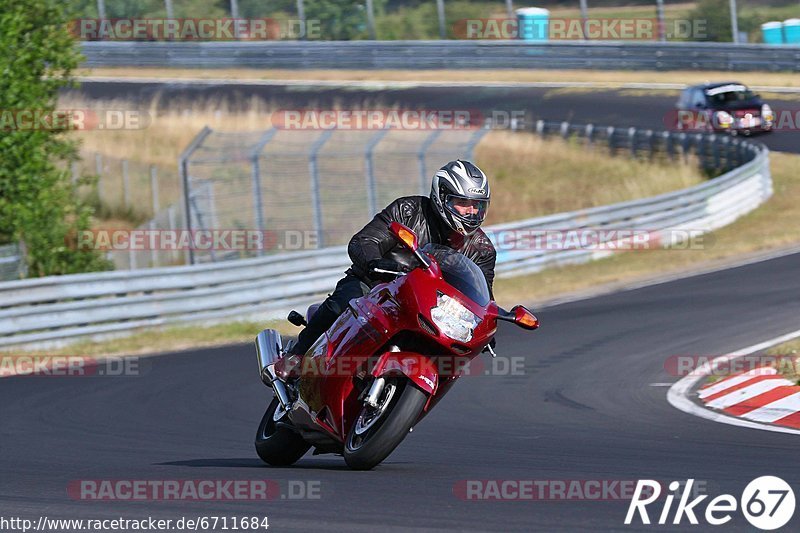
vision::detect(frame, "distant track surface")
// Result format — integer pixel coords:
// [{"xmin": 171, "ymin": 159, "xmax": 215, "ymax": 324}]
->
[
  {"xmin": 3, "ymin": 252, "xmax": 800, "ymax": 530},
  {"xmin": 69, "ymin": 82, "xmax": 800, "ymax": 153}
]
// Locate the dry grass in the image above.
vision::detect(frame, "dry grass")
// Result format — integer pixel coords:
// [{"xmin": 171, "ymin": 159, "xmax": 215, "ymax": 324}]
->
[
  {"xmin": 63, "ymin": 95, "xmax": 276, "ymax": 168},
  {"xmin": 65, "ymin": 97, "xmax": 704, "ymax": 226},
  {"xmin": 493, "ymin": 151, "xmax": 800, "ymax": 305},
  {"xmin": 477, "ymin": 131, "xmax": 702, "ymax": 223},
  {"xmin": 79, "ymin": 68, "xmax": 800, "ymax": 89},
  {"xmin": 766, "ymin": 339, "xmax": 800, "ymax": 385}
]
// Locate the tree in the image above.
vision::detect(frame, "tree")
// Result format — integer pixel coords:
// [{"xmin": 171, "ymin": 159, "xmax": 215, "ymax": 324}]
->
[
  {"xmin": 688, "ymin": 0, "xmax": 733, "ymax": 42},
  {"xmin": 0, "ymin": 0, "xmax": 112, "ymax": 276}
]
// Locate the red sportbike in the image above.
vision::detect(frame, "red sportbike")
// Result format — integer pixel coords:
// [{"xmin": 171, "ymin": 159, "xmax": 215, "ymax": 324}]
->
[{"xmin": 254, "ymin": 222, "xmax": 539, "ymax": 470}]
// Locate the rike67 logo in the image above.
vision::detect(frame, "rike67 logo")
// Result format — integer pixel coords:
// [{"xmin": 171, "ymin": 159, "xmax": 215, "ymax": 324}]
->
[{"xmin": 625, "ymin": 477, "xmax": 795, "ymax": 530}]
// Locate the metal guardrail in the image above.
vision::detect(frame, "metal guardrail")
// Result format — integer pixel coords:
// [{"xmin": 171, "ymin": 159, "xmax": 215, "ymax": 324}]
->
[
  {"xmin": 0, "ymin": 122, "xmax": 771, "ymax": 347},
  {"xmin": 81, "ymin": 41, "xmax": 800, "ymax": 71}
]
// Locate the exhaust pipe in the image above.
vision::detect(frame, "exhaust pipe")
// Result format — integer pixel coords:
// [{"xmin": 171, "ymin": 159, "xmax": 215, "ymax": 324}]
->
[{"xmin": 255, "ymin": 329, "xmax": 292, "ymax": 409}]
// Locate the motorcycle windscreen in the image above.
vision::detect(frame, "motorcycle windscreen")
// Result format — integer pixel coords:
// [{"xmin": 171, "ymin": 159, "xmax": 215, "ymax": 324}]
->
[{"xmin": 421, "ymin": 243, "xmax": 491, "ymax": 306}]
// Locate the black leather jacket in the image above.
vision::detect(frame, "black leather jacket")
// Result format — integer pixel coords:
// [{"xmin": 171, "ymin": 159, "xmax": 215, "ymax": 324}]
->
[{"xmin": 346, "ymin": 196, "xmax": 497, "ymax": 297}]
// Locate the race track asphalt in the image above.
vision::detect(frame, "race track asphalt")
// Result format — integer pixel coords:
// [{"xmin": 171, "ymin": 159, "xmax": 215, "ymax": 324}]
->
[{"xmin": 3, "ymin": 251, "xmax": 800, "ymax": 531}]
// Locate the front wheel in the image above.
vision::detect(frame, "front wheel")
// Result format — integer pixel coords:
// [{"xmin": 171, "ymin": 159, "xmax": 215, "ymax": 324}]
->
[
  {"xmin": 255, "ymin": 398, "xmax": 310, "ymax": 466},
  {"xmin": 344, "ymin": 378, "xmax": 427, "ymax": 470}
]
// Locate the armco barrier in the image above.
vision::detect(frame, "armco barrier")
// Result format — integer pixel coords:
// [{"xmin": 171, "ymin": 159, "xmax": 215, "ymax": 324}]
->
[
  {"xmin": 81, "ymin": 41, "xmax": 800, "ymax": 71},
  {"xmin": 0, "ymin": 124, "xmax": 771, "ymax": 347}
]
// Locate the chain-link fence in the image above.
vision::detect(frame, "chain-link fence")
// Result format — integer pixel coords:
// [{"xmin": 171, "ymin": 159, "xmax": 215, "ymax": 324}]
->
[
  {"xmin": 178, "ymin": 127, "xmax": 489, "ymax": 264},
  {"xmin": 99, "ymin": 117, "xmax": 760, "ymax": 270}
]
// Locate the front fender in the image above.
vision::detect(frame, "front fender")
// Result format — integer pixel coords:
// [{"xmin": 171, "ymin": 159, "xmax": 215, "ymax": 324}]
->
[{"xmin": 371, "ymin": 351, "xmax": 438, "ymax": 395}]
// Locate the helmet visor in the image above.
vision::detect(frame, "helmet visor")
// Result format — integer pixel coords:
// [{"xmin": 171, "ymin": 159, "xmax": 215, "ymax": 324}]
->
[{"xmin": 444, "ymin": 195, "xmax": 489, "ymax": 225}]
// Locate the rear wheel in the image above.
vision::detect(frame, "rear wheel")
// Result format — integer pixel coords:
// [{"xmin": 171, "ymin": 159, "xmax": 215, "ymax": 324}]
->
[
  {"xmin": 255, "ymin": 398, "xmax": 310, "ymax": 466},
  {"xmin": 343, "ymin": 378, "xmax": 427, "ymax": 470}
]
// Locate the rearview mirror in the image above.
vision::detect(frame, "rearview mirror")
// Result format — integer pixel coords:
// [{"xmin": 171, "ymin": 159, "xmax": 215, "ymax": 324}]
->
[
  {"xmin": 389, "ymin": 221, "xmax": 419, "ymax": 251},
  {"xmin": 389, "ymin": 221, "xmax": 430, "ymax": 269},
  {"xmin": 497, "ymin": 305, "xmax": 539, "ymax": 330}
]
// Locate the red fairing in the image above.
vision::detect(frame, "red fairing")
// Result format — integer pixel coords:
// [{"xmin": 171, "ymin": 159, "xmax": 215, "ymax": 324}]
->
[{"xmin": 288, "ymin": 245, "xmax": 510, "ymax": 448}]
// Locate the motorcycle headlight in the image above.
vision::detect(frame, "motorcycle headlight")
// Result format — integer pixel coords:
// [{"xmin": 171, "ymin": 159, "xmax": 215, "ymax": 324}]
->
[
  {"xmin": 430, "ymin": 292, "xmax": 479, "ymax": 343},
  {"xmin": 714, "ymin": 110, "xmax": 733, "ymax": 128},
  {"xmin": 762, "ymin": 103, "xmax": 774, "ymax": 123}
]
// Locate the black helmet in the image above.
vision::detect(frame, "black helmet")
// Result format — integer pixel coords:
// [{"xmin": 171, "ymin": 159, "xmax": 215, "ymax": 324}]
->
[{"xmin": 430, "ymin": 160, "xmax": 491, "ymax": 236}]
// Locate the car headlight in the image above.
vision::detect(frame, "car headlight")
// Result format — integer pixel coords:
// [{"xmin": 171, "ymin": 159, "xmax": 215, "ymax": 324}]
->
[
  {"xmin": 713, "ymin": 110, "xmax": 733, "ymax": 128},
  {"xmin": 762, "ymin": 104, "xmax": 774, "ymax": 123},
  {"xmin": 430, "ymin": 292, "xmax": 479, "ymax": 343}
]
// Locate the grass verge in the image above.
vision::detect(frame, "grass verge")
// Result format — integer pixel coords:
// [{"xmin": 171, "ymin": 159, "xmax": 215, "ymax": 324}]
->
[
  {"xmin": 65, "ymin": 96, "xmax": 704, "ymax": 226},
  {"xmin": 493, "ymin": 151, "xmax": 800, "ymax": 304},
  {"xmin": 766, "ymin": 340, "xmax": 800, "ymax": 385}
]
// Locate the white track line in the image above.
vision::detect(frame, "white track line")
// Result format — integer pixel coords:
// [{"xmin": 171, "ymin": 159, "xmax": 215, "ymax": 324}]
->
[
  {"xmin": 667, "ymin": 328, "xmax": 800, "ymax": 435},
  {"xmin": 705, "ymin": 378, "xmax": 792, "ymax": 410},
  {"xmin": 743, "ymin": 393, "xmax": 800, "ymax": 423},
  {"xmin": 698, "ymin": 367, "xmax": 777, "ymax": 399}
]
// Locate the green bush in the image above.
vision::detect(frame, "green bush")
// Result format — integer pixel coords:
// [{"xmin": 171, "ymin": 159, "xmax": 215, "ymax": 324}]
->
[{"xmin": 0, "ymin": 0, "xmax": 112, "ymax": 276}]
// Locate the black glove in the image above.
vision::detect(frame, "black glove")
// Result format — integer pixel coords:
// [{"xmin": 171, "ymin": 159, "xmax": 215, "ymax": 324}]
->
[{"xmin": 368, "ymin": 258, "xmax": 408, "ymax": 281}]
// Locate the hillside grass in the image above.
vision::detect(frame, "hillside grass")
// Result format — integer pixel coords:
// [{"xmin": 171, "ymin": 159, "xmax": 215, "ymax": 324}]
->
[{"xmin": 66, "ymin": 97, "xmax": 704, "ymax": 228}]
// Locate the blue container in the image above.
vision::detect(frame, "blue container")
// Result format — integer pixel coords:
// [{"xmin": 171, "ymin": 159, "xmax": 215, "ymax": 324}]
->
[
  {"xmin": 783, "ymin": 19, "xmax": 800, "ymax": 45},
  {"xmin": 516, "ymin": 7, "xmax": 550, "ymax": 41},
  {"xmin": 761, "ymin": 21, "xmax": 784, "ymax": 45}
]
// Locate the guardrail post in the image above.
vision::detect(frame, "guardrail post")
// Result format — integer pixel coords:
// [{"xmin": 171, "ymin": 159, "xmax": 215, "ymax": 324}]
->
[
  {"xmin": 646, "ymin": 130, "xmax": 655, "ymax": 160},
  {"xmin": 560, "ymin": 121, "xmax": 570, "ymax": 139},
  {"xmin": 663, "ymin": 131, "xmax": 674, "ymax": 160},
  {"xmin": 365, "ymin": 128, "xmax": 390, "ymax": 216},
  {"xmin": 711, "ymin": 134, "xmax": 721, "ymax": 171},
  {"xmin": 536, "ymin": 120, "xmax": 545, "ymax": 137},
  {"xmin": 418, "ymin": 129, "xmax": 443, "ymax": 194},
  {"xmin": 628, "ymin": 127, "xmax": 637, "ymax": 157},
  {"xmin": 308, "ymin": 130, "xmax": 334, "ymax": 248},
  {"xmin": 585, "ymin": 124, "xmax": 594, "ymax": 146},
  {"xmin": 679, "ymin": 132, "xmax": 689, "ymax": 163},
  {"xmin": 607, "ymin": 126, "xmax": 616, "ymax": 154}
]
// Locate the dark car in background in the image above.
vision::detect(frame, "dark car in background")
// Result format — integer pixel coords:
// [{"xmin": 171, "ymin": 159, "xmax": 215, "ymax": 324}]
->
[{"xmin": 675, "ymin": 82, "xmax": 774, "ymax": 135}]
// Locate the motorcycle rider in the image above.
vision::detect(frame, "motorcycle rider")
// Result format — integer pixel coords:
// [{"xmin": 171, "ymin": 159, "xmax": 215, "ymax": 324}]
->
[{"xmin": 275, "ymin": 159, "xmax": 496, "ymax": 379}]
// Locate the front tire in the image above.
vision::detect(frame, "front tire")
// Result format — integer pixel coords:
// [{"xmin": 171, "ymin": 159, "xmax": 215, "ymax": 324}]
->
[
  {"xmin": 255, "ymin": 398, "xmax": 310, "ymax": 466},
  {"xmin": 344, "ymin": 378, "xmax": 427, "ymax": 470}
]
